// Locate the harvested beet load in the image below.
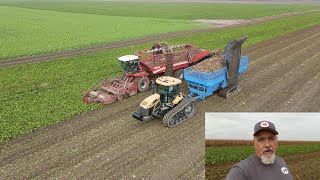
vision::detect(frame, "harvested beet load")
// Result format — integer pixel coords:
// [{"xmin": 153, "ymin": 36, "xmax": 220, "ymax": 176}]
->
[
  {"xmin": 189, "ymin": 48, "xmax": 225, "ymax": 72},
  {"xmin": 184, "ymin": 35, "xmax": 249, "ymax": 99}
]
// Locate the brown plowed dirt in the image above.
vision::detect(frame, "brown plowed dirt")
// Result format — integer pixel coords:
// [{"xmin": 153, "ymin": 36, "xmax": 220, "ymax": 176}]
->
[
  {"xmin": 1, "ymin": 10, "xmax": 319, "ymax": 68},
  {"xmin": 1, "ymin": 23, "xmax": 320, "ymax": 179},
  {"xmin": 206, "ymin": 151, "xmax": 320, "ymax": 180}
]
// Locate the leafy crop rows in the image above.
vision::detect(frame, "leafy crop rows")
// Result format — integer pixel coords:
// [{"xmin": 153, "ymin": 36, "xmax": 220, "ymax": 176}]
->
[
  {"xmin": 1, "ymin": 1, "xmax": 319, "ymax": 20},
  {"xmin": 205, "ymin": 143, "xmax": 320, "ymax": 165},
  {"xmin": 0, "ymin": 6, "xmax": 206, "ymax": 60}
]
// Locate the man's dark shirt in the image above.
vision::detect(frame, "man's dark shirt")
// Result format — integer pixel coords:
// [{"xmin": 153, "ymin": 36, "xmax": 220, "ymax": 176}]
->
[{"xmin": 226, "ymin": 154, "xmax": 293, "ymax": 180}]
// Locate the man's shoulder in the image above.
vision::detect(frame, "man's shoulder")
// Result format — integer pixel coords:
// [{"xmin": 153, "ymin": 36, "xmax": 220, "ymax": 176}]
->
[
  {"xmin": 275, "ymin": 156, "xmax": 290, "ymax": 167},
  {"xmin": 226, "ymin": 165, "xmax": 247, "ymax": 180},
  {"xmin": 234, "ymin": 154, "xmax": 257, "ymax": 169},
  {"xmin": 275, "ymin": 156, "xmax": 285, "ymax": 161},
  {"xmin": 226, "ymin": 155, "xmax": 257, "ymax": 180}
]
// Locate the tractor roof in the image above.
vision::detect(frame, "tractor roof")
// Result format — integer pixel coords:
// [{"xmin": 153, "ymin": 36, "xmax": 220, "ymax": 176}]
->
[
  {"xmin": 156, "ymin": 76, "xmax": 182, "ymax": 86},
  {"xmin": 118, "ymin": 55, "xmax": 139, "ymax": 62}
]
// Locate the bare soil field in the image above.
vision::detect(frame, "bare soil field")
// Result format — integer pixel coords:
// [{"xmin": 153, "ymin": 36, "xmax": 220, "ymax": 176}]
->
[
  {"xmin": 0, "ymin": 24, "xmax": 320, "ymax": 179},
  {"xmin": 206, "ymin": 151, "xmax": 320, "ymax": 180}
]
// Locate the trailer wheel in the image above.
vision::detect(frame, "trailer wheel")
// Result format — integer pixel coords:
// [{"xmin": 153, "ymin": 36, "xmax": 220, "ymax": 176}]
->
[
  {"xmin": 135, "ymin": 77, "xmax": 150, "ymax": 92},
  {"xmin": 184, "ymin": 101, "xmax": 196, "ymax": 118},
  {"xmin": 174, "ymin": 69, "xmax": 184, "ymax": 80},
  {"xmin": 236, "ymin": 84, "xmax": 241, "ymax": 92}
]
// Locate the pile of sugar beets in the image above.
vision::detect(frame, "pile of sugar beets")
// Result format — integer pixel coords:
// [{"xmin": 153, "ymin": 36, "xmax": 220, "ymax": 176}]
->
[{"xmin": 189, "ymin": 48, "xmax": 224, "ymax": 72}]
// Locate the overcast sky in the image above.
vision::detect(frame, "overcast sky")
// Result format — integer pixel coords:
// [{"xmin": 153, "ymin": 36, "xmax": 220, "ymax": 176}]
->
[{"xmin": 205, "ymin": 113, "xmax": 320, "ymax": 141}]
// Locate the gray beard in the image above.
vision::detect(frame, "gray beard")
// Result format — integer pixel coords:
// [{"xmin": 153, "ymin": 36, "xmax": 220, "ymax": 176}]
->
[{"xmin": 261, "ymin": 153, "xmax": 276, "ymax": 164}]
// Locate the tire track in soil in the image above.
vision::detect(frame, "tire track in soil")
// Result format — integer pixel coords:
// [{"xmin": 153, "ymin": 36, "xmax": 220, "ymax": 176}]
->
[
  {"xmin": 1, "ymin": 23, "xmax": 320, "ymax": 179},
  {"xmin": 240, "ymin": 42, "xmax": 320, "ymax": 111},
  {"xmin": 128, "ymin": 111, "xmax": 205, "ymax": 179},
  {"xmin": 0, "ymin": 112, "xmax": 157, "ymax": 179},
  {"xmin": 259, "ymin": 51, "xmax": 320, "ymax": 111},
  {"xmin": 46, "ymin": 113, "xmax": 204, "ymax": 179},
  {"xmin": 280, "ymin": 70, "xmax": 320, "ymax": 112},
  {"xmin": 104, "ymin": 121, "xmax": 203, "ymax": 179},
  {"xmin": 242, "ymin": 32, "xmax": 320, "ymax": 112},
  {"xmin": 0, "ymin": 94, "xmax": 144, "ymax": 165},
  {"xmin": 178, "ymin": 155, "xmax": 205, "ymax": 179}
]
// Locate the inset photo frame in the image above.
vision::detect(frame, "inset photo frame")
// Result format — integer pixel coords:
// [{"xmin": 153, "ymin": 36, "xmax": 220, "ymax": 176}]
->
[{"xmin": 205, "ymin": 113, "xmax": 320, "ymax": 180}]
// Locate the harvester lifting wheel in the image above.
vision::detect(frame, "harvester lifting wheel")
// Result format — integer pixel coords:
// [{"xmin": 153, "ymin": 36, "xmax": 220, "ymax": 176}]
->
[
  {"xmin": 173, "ymin": 69, "xmax": 184, "ymax": 80},
  {"xmin": 135, "ymin": 77, "xmax": 150, "ymax": 92},
  {"xmin": 117, "ymin": 95, "xmax": 124, "ymax": 101}
]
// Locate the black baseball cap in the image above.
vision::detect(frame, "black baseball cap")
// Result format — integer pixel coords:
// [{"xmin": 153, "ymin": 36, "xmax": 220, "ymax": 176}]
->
[{"xmin": 253, "ymin": 120, "xmax": 279, "ymax": 136}]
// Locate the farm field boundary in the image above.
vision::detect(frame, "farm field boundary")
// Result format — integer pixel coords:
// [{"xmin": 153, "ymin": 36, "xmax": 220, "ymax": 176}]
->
[{"xmin": 1, "ymin": 10, "xmax": 319, "ymax": 67}]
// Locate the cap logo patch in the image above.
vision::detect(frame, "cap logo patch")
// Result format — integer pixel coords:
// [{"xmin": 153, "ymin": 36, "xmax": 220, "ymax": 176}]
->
[
  {"xmin": 281, "ymin": 167, "xmax": 289, "ymax": 174},
  {"xmin": 260, "ymin": 121, "xmax": 269, "ymax": 127}
]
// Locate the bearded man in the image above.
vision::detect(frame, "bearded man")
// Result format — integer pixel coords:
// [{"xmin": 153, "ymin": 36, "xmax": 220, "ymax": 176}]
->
[{"xmin": 226, "ymin": 120, "xmax": 293, "ymax": 180}]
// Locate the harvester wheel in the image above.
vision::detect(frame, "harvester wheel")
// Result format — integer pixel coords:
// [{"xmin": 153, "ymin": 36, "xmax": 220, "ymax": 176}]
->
[
  {"xmin": 117, "ymin": 95, "xmax": 124, "ymax": 101},
  {"xmin": 135, "ymin": 77, "xmax": 150, "ymax": 92},
  {"xmin": 174, "ymin": 69, "xmax": 184, "ymax": 80}
]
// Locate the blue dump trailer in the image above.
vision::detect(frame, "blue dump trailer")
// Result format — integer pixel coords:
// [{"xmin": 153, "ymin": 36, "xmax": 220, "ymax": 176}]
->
[
  {"xmin": 184, "ymin": 56, "xmax": 248, "ymax": 99},
  {"xmin": 184, "ymin": 35, "xmax": 249, "ymax": 99}
]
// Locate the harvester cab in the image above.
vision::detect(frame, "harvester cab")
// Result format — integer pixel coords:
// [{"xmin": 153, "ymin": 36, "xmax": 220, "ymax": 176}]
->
[
  {"xmin": 118, "ymin": 55, "xmax": 140, "ymax": 74},
  {"xmin": 133, "ymin": 76, "xmax": 196, "ymax": 127}
]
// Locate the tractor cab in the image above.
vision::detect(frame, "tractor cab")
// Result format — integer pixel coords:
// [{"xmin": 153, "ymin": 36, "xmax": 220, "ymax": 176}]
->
[
  {"xmin": 118, "ymin": 55, "xmax": 140, "ymax": 74},
  {"xmin": 132, "ymin": 76, "xmax": 186, "ymax": 122},
  {"xmin": 156, "ymin": 76, "xmax": 182, "ymax": 104}
]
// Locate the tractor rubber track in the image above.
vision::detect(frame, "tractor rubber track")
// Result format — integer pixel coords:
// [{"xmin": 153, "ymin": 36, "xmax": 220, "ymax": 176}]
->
[{"xmin": 0, "ymin": 10, "xmax": 319, "ymax": 68}]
